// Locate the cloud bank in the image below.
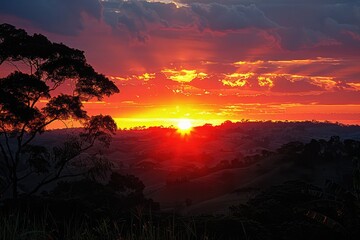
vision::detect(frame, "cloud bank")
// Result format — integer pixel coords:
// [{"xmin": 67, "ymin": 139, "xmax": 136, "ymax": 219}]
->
[{"xmin": 1, "ymin": 0, "xmax": 360, "ymax": 123}]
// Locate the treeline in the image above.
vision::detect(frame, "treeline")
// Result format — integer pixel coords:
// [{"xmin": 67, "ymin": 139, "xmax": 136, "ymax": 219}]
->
[
  {"xmin": 278, "ymin": 136, "xmax": 360, "ymax": 164},
  {"xmin": 229, "ymin": 180, "xmax": 360, "ymax": 240},
  {"xmin": 166, "ymin": 136, "xmax": 360, "ymax": 186}
]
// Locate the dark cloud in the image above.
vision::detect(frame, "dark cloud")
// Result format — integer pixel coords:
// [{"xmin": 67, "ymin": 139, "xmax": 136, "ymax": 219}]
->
[
  {"xmin": 271, "ymin": 76, "xmax": 323, "ymax": 93},
  {"xmin": 190, "ymin": 2, "xmax": 278, "ymax": 31},
  {"xmin": 179, "ymin": 0, "xmax": 360, "ymax": 50},
  {"xmin": 177, "ymin": 0, "xmax": 357, "ymax": 4},
  {"xmin": 103, "ymin": 0, "xmax": 195, "ymax": 41},
  {"xmin": 101, "ymin": 0, "xmax": 360, "ymax": 52},
  {"xmin": 103, "ymin": 1, "xmax": 277, "ymax": 36},
  {"xmin": 3, "ymin": 0, "xmax": 358, "ymax": 52},
  {"xmin": 254, "ymin": 1, "xmax": 359, "ymax": 51},
  {"xmin": 177, "ymin": 0, "xmax": 251, "ymax": 4},
  {"xmin": 0, "ymin": 0, "xmax": 102, "ymax": 35},
  {"xmin": 259, "ymin": 2, "xmax": 360, "ymax": 50},
  {"xmin": 190, "ymin": 75, "xmax": 225, "ymax": 90}
]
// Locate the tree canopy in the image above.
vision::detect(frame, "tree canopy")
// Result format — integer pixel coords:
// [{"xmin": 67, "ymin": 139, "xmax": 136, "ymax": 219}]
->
[{"xmin": 0, "ymin": 23, "xmax": 119, "ymax": 199}]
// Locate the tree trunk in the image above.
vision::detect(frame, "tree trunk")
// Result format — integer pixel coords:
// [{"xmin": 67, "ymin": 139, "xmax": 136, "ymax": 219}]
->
[{"xmin": 12, "ymin": 177, "xmax": 18, "ymax": 199}]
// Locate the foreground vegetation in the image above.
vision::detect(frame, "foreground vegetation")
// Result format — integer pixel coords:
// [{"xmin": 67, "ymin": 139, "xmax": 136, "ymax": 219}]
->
[
  {"xmin": 1, "ymin": 180, "xmax": 360, "ymax": 240},
  {"xmin": 0, "ymin": 212, "xmax": 212, "ymax": 240},
  {"xmin": 1, "ymin": 136, "xmax": 360, "ymax": 239}
]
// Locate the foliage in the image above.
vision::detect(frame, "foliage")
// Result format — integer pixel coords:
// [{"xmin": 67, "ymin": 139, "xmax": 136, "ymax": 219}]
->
[
  {"xmin": 0, "ymin": 211, "xmax": 218, "ymax": 240},
  {"xmin": 228, "ymin": 137, "xmax": 360, "ymax": 239},
  {"xmin": 0, "ymin": 23, "xmax": 119, "ymax": 199},
  {"xmin": 276, "ymin": 136, "xmax": 360, "ymax": 169},
  {"xmin": 1, "ymin": 173, "xmax": 158, "ymax": 221},
  {"xmin": 230, "ymin": 180, "xmax": 360, "ymax": 240}
]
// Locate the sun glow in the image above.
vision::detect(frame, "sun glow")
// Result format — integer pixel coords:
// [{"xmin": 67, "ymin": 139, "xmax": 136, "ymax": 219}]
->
[{"xmin": 177, "ymin": 119, "xmax": 193, "ymax": 134}]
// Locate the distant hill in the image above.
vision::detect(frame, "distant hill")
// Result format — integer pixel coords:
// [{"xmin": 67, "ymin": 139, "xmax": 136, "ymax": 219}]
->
[{"xmin": 26, "ymin": 121, "xmax": 360, "ymax": 214}]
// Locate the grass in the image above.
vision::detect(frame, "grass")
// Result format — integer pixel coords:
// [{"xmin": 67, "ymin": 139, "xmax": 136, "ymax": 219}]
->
[
  {"xmin": 0, "ymin": 211, "xmax": 47, "ymax": 240},
  {"xmin": 0, "ymin": 210, "xmax": 215, "ymax": 240}
]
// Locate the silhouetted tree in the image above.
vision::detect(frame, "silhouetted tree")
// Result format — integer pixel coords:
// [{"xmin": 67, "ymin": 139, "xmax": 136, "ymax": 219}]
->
[
  {"xmin": 230, "ymin": 181, "xmax": 360, "ymax": 239},
  {"xmin": 0, "ymin": 24, "xmax": 119, "ymax": 199},
  {"xmin": 107, "ymin": 172, "xmax": 145, "ymax": 196},
  {"xmin": 230, "ymin": 136, "xmax": 360, "ymax": 239}
]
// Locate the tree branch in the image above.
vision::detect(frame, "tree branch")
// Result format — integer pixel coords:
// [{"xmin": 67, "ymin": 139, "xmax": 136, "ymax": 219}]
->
[
  {"xmin": 18, "ymin": 94, "xmax": 45, "ymax": 149},
  {"xmin": 0, "ymin": 181, "xmax": 11, "ymax": 196},
  {"xmin": 0, "ymin": 142, "xmax": 11, "ymax": 170},
  {"xmin": 0, "ymin": 161, "xmax": 9, "ymax": 178},
  {"xmin": 28, "ymin": 172, "xmax": 85, "ymax": 196},
  {"xmin": 18, "ymin": 170, "xmax": 35, "ymax": 181},
  {"xmin": 49, "ymin": 81, "xmax": 63, "ymax": 92},
  {"xmin": 26, "ymin": 136, "xmax": 98, "ymax": 196},
  {"xmin": 0, "ymin": 128, "xmax": 15, "ymax": 165},
  {"xmin": 5, "ymin": 61, "xmax": 21, "ymax": 72},
  {"xmin": 21, "ymin": 117, "xmax": 58, "ymax": 149}
]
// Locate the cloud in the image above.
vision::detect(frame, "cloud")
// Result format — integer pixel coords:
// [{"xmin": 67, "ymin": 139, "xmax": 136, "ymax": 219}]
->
[
  {"xmin": 261, "ymin": 2, "xmax": 360, "ymax": 50},
  {"xmin": 100, "ymin": 0, "xmax": 360, "ymax": 54},
  {"xmin": 190, "ymin": 2, "xmax": 278, "ymax": 31},
  {"xmin": 0, "ymin": 0, "xmax": 102, "ymax": 35},
  {"xmin": 3, "ymin": 0, "xmax": 358, "ymax": 53},
  {"xmin": 103, "ymin": 0, "xmax": 195, "ymax": 41},
  {"xmin": 271, "ymin": 76, "xmax": 323, "ymax": 93},
  {"xmin": 102, "ymin": 0, "xmax": 278, "ymax": 41},
  {"xmin": 161, "ymin": 68, "xmax": 207, "ymax": 83},
  {"xmin": 221, "ymin": 73, "xmax": 254, "ymax": 87},
  {"xmin": 181, "ymin": 0, "xmax": 360, "ymax": 51},
  {"xmin": 177, "ymin": 0, "xmax": 356, "ymax": 4},
  {"xmin": 190, "ymin": 75, "xmax": 225, "ymax": 90}
]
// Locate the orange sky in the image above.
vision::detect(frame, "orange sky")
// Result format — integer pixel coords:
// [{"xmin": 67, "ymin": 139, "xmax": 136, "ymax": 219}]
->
[{"xmin": 1, "ymin": 0, "xmax": 360, "ymax": 128}]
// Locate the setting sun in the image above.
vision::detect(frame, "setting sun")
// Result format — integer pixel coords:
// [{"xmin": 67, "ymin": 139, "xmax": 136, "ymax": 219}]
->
[{"xmin": 177, "ymin": 119, "xmax": 192, "ymax": 134}]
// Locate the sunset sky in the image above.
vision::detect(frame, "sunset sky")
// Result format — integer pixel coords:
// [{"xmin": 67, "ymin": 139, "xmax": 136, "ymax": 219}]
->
[{"xmin": 1, "ymin": 0, "xmax": 360, "ymax": 128}]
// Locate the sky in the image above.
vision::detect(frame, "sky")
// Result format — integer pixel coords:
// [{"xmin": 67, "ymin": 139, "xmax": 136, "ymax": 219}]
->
[{"xmin": 1, "ymin": 0, "xmax": 360, "ymax": 128}]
